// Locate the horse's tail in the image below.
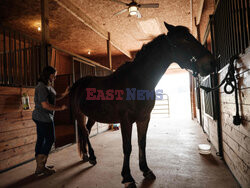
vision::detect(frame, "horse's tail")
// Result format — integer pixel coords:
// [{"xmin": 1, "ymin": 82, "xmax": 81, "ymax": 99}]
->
[
  {"xmin": 75, "ymin": 114, "xmax": 88, "ymax": 158},
  {"xmin": 69, "ymin": 76, "xmax": 92, "ymax": 119},
  {"xmin": 68, "ymin": 76, "xmax": 92, "ymax": 158}
]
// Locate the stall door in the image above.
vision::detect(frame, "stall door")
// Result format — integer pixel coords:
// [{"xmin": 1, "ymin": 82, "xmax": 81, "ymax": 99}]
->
[{"xmin": 54, "ymin": 74, "xmax": 75, "ymax": 148}]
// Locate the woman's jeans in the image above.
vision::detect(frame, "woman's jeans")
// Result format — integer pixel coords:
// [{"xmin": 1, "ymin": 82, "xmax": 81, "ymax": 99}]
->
[{"xmin": 33, "ymin": 120, "xmax": 55, "ymax": 156}]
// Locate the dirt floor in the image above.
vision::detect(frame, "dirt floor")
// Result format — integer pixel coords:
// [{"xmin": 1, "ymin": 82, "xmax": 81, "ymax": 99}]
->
[{"xmin": 0, "ymin": 117, "xmax": 240, "ymax": 188}]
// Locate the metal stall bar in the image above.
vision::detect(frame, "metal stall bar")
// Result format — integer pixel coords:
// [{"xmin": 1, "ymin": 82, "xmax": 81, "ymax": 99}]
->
[
  {"xmin": 8, "ymin": 31, "xmax": 12, "ymax": 85},
  {"xmin": 18, "ymin": 33, "xmax": 22, "ymax": 86},
  {"xmin": 23, "ymin": 36, "xmax": 27, "ymax": 86},
  {"xmin": 245, "ymin": 0, "xmax": 249, "ymax": 48},
  {"xmin": 0, "ymin": 28, "xmax": 3, "ymax": 84},
  {"xmin": 3, "ymin": 29, "xmax": 7, "ymax": 84},
  {"xmin": 28, "ymin": 39, "xmax": 32, "ymax": 86},
  {"xmin": 32, "ymin": 40, "xmax": 37, "ymax": 85},
  {"xmin": 13, "ymin": 31, "xmax": 17, "ymax": 85}
]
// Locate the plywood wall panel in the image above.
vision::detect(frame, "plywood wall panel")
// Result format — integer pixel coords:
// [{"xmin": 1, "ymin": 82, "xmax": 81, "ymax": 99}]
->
[
  {"xmin": 223, "ymin": 147, "xmax": 250, "ymax": 188},
  {"xmin": 223, "ymin": 123, "xmax": 249, "ymax": 152},
  {"xmin": 0, "ymin": 86, "xmax": 36, "ymax": 171},
  {"xmin": 0, "ymin": 127, "xmax": 36, "ymax": 142},
  {"xmin": 0, "ymin": 142, "xmax": 35, "ymax": 161},
  {"xmin": 223, "ymin": 132, "xmax": 250, "ymax": 167},
  {"xmin": 0, "ymin": 150, "xmax": 34, "ymax": 172},
  {"xmin": 0, "ymin": 134, "xmax": 36, "ymax": 153}
]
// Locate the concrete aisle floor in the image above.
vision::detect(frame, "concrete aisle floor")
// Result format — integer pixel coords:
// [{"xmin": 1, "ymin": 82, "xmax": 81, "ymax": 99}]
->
[{"xmin": 0, "ymin": 117, "xmax": 240, "ymax": 188}]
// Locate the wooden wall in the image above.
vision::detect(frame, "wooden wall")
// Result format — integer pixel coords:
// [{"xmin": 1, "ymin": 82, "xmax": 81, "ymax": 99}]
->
[
  {"xmin": 219, "ymin": 48, "xmax": 250, "ymax": 188},
  {"xmin": 0, "ymin": 87, "xmax": 36, "ymax": 172},
  {"xmin": 202, "ymin": 48, "xmax": 250, "ymax": 187}
]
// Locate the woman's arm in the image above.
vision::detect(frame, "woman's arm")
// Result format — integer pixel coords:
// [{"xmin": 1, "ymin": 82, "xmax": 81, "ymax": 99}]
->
[
  {"xmin": 41, "ymin": 101, "xmax": 67, "ymax": 111},
  {"xmin": 56, "ymin": 86, "xmax": 70, "ymax": 101}
]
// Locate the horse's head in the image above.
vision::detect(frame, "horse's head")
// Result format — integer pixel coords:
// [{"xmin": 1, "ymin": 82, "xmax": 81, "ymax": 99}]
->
[{"xmin": 164, "ymin": 22, "xmax": 216, "ymax": 77}]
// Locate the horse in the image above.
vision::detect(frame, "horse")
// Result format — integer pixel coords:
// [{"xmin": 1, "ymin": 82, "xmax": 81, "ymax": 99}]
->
[{"xmin": 69, "ymin": 22, "xmax": 216, "ymax": 188}]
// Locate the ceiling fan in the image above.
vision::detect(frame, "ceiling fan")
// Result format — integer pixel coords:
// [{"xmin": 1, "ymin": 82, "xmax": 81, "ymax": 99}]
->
[{"xmin": 111, "ymin": 0, "xmax": 159, "ymax": 18}]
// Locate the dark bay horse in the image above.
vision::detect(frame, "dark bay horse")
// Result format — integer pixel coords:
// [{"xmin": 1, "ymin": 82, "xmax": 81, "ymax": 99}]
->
[{"xmin": 69, "ymin": 22, "xmax": 216, "ymax": 188}]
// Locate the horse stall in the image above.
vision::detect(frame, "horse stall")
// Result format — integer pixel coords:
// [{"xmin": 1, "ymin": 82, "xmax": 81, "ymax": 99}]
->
[
  {"xmin": 0, "ymin": 26, "xmax": 112, "ymax": 171},
  {"xmin": 51, "ymin": 48, "xmax": 113, "ymax": 148},
  {"xmin": 0, "ymin": 0, "xmax": 249, "ymax": 188}
]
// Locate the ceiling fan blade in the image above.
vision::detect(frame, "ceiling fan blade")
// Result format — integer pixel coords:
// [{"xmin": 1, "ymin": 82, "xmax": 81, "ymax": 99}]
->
[
  {"xmin": 137, "ymin": 11, "xmax": 142, "ymax": 18},
  {"xmin": 110, "ymin": 0, "xmax": 128, "ymax": 6},
  {"xmin": 114, "ymin": 8, "xmax": 128, "ymax": 16},
  {"xmin": 139, "ymin": 3, "xmax": 159, "ymax": 8}
]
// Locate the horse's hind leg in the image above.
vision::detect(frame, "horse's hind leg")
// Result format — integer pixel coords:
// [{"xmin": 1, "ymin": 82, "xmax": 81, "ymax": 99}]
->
[
  {"xmin": 76, "ymin": 113, "xmax": 89, "ymax": 162},
  {"xmin": 120, "ymin": 120, "xmax": 136, "ymax": 188},
  {"xmin": 136, "ymin": 117, "xmax": 156, "ymax": 180},
  {"xmin": 86, "ymin": 118, "xmax": 97, "ymax": 165}
]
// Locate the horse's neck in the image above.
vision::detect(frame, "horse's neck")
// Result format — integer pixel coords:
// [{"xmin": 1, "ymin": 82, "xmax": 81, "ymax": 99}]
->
[{"xmin": 132, "ymin": 49, "xmax": 172, "ymax": 89}]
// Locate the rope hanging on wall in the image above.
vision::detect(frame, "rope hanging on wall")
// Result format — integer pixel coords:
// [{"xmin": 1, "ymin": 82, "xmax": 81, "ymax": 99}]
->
[{"xmin": 199, "ymin": 55, "xmax": 242, "ymax": 126}]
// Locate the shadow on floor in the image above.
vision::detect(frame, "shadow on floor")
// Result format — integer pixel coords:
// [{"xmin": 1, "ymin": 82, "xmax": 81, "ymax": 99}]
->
[
  {"xmin": 200, "ymin": 154, "xmax": 220, "ymax": 166},
  {"xmin": 6, "ymin": 173, "xmax": 50, "ymax": 188},
  {"xmin": 5, "ymin": 160, "xmax": 92, "ymax": 188},
  {"xmin": 56, "ymin": 165, "xmax": 94, "ymax": 187},
  {"xmin": 139, "ymin": 178, "xmax": 156, "ymax": 188}
]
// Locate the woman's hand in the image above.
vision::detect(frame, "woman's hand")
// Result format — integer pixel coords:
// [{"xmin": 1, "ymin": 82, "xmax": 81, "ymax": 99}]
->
[
  {"xmin": 60, "ymin": 105, "xmax": 67, "ymax": 111},
  {"xmin": 56, "ymin": 86, "xmax": 70, "ymax": 101},
  {"xmin": 62, "ymin": 86, "xmax": 70, "ymax": 97},
  {"xmin": 41, "ymin": 102, "xmax": 67, "ymax": 111}
]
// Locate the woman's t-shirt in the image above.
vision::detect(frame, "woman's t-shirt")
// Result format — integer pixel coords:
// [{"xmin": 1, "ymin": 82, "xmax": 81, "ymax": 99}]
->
[{"xmin": 32, "ymin": 82, "xmax": 56, "ymax": 122}]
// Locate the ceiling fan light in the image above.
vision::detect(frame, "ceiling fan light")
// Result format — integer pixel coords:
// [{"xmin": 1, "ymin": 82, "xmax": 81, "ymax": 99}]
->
[{"xmin": 129, "ymin": 6, "xmax": 138, "ymax": 15}]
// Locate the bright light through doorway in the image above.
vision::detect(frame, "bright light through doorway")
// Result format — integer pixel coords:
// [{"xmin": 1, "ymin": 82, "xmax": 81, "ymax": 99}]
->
[{"xmin": 155, "ymin": 72, "xmax": 191, "ymax": 119}]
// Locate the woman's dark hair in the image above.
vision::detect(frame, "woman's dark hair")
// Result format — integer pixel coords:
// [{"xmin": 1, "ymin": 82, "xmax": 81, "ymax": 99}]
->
[{"xmin": 38, "ymin": 66, "xmax": 56, "ymax": 85}]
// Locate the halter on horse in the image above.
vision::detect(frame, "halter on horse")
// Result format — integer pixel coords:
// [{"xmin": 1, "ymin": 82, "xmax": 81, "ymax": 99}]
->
[{"xmin": 69, "ymin": 22, "xmax": 216, "ymax": 188}]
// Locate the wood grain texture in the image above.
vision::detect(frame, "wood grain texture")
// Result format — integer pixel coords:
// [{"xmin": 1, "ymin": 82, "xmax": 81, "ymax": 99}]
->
[
  {"xmin": 0, "ymin": 142, "xmax": 35, "ymax": 161},
  {"xmin": 0, "ymin": 127, "xmax": 36, "ymax": 142},
  {"xmin": 220, "ymin": 102, "xmax": 250, "ymax": 122},
  {"xmin": 0, "ymin": 150, "xmax": 34, "ymax": 171},
  {"xmin": 223, "ymin": 144, "xmax": 250, "ymax": 188},
  {"xmin": 223, "ymin": 132, "xmax": 250, "ymax": 167},
  {"xmin": 0, "ymin": 134, "xmax": 36, "ymax": 152},
  {"xmin": 221, "ymin": 113, "xmax": 249, "ymax": 137},
  {"xmin": 222, "ymin": 123, "xmax": 249, "ymax": 152}
]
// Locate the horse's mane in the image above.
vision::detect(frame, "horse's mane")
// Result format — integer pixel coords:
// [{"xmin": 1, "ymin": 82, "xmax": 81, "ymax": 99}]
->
[
  {"xmin": 115, "ymin": 61, "xmax": 133, "ymax": 73},
  {"xmin": 112, "ymin": 25, "xmax": 190, "ymax": 74},
  {"xmin": 172, "ymin": 26, "xmax": 190, "ymax": 33},
  {"xmin": 112, "ymin": 34, "xmax": 167, "ymax": 75},
  {"xmin": 134, "ymin": 34, "xmax": 166, "ymax": 63}
]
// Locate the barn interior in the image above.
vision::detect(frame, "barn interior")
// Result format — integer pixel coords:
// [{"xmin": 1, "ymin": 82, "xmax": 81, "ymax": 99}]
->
[{"xmin": 0, "ymin": 0, "xmax": 249, "ymax": 187}]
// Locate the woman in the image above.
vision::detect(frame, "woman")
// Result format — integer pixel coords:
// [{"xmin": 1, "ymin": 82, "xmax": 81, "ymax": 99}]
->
[{"xmin": 32, "ymin": 66, "xmax": 68, "ymax": 175}]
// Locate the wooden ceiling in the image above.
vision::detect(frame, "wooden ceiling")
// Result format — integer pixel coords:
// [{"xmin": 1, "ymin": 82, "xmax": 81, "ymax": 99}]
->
[{"xmin": 0, "ymin": 0, "xmax": 209, "ymax": 65}]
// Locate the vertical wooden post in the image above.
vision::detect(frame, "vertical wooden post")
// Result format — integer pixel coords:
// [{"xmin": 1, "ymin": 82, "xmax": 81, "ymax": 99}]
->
[
  {"xmin": 107, "ymin": 32, "xmax": 112, "ymax": 70},
  {"xmin": 41, "ymin": 0, "xmax": 50, "ymax": 69},
  {"xmin": 72, "ymin": 58, "xmax": 78, "ymax": 143}
]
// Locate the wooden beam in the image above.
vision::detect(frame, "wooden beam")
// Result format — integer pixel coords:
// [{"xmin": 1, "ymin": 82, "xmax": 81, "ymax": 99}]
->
[
  {"xmin": 52, "ymin": 45, "xmax": 111, "ymax": 70},
  {"xmin": 54, "ymin": 0, "xmax": 131, "ymax": 58},
  {"xmin": 196, "ymin": 0, "xmax": 204, "ymax": 25},
  {"xmin": 107, "ymin": 32, "xmax": 112, "ymax": 70},
  {"xmin": 41, "ymin": 0, "xmax": 50, "ymax": 68}
]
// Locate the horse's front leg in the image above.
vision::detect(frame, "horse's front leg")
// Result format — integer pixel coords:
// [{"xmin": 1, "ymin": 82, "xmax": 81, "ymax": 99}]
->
[
  {"xmin": 86, "ymin": 118, "xmax": 97, "ymax": 165},
  {"xmin": 136, "ymin": 117, "xmax": 156, "ymax": 180},
  {"xmin": 120, "ymin": 121, "xmax": 136, "ymax": 188}
]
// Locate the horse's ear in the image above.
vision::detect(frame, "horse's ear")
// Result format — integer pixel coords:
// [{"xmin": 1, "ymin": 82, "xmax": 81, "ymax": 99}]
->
[{"xmin": 164, "ymin": 22, "xmax": 175, "ymax": 31}]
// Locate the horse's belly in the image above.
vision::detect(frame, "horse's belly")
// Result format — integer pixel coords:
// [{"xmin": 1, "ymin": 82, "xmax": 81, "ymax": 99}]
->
[{"xmin": 81, "ymin": 101, "xmax": 123, "ymax": 123}]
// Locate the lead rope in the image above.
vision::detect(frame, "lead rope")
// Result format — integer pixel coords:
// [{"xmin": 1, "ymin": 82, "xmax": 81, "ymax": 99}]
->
[{"xmin": 199, "ymin": 55, "xmax": 242, "ymax": 125}]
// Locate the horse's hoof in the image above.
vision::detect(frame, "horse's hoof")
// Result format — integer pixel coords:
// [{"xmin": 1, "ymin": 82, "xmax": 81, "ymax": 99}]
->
[
  {"xmin": 143, "ymin": 170, "xmax": 156, "ymax": 180},
  {"xmin": 89, "ymin": 159, "xmax": 97, "ymax": 165},
  {"xmin": 124, "ymin": 182, "xmax": 137, "ymax": 188},
  {"xmin": 82, "ymin": 154, "xmax": 89, "ymax": 163}
]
